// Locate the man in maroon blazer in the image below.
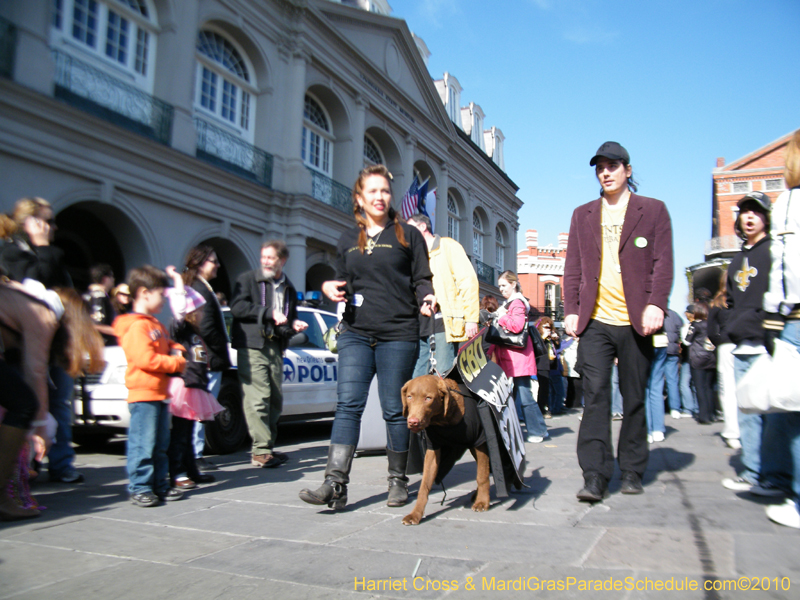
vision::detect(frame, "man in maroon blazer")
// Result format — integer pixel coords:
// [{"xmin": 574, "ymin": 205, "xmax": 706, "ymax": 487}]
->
[{"xmin": 563, "ymin": 142, "xmax": 674, "ymax": 502}]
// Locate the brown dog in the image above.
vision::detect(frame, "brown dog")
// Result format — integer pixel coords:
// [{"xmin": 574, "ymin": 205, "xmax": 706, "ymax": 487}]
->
[{"xmin": 400, "ymin": 374, "xmax": 491, "ymax": 525}]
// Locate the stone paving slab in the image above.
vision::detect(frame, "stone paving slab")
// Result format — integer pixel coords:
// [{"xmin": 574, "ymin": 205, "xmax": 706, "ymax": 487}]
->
[{"xmin": 1, "ymin": 412, "xmax": 799, "ymax": 600}]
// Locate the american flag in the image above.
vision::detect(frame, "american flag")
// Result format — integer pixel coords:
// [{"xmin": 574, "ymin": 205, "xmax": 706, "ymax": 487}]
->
[{"xmin": 400, "ymin": 175, "xmax": 420, "ymax": 221}]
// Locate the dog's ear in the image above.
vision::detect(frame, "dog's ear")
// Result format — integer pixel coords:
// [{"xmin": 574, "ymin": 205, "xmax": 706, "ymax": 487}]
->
[
  {"xmin": 401, "ymin": 381, "xmax": 410, "ymax": 417},
  {"xmin": 436, "ymin": 377, "xmax": 451, "ymax": 417}
]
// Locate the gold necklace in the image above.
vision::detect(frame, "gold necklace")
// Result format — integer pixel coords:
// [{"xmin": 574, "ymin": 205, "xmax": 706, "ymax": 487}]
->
[{"xmin": 365, "ymin": 227, "xmax": 385, "ymax": 255}]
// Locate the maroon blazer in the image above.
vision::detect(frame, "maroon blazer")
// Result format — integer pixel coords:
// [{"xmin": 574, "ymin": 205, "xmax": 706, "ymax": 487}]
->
[{"xmin": 563, "ymin": 193, "xmax": 674, "ymax": 337}]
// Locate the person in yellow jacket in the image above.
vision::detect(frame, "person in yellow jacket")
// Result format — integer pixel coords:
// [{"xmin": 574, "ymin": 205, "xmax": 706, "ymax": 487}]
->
[{"xmin": 408, "ymin": 214, "xmax": 480, "ymax": 376}]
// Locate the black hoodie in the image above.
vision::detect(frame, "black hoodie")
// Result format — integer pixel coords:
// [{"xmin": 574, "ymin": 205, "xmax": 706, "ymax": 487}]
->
[{"xmin": 725, "ymin": 236, "xmax": 771, "ymax": 346}]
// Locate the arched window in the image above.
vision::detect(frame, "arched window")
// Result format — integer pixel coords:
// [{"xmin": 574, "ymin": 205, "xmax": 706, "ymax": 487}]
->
[
  {"xmin": 363, "ymin": 134, "xmax": 383, "ymax": 167},
  {"xmin": 447, "ymin": 193, "xmax": 459, "ymax": 241},
  {"xmin": 51, "ymin": 0, "xmax": 157, "ymax": 89},
  {"xmin": 302, "ymin": 94, "xmax": 333, "ymax": 175},
  {"xmin": 195, "ymin": 29, "xmax": 255, "ymax": 139},
  {"xmin": 495, "ymin": 226, "xmax": 505, "ymax": 271},
  {"xmin": 472, "ymin": 211, "xmax": 484, "ymax": 260}
]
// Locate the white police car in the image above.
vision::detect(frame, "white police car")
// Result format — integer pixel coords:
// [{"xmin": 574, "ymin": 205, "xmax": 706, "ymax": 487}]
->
[{"xmin": 73, "ymin": 305, "xmax": 340, "ymax": 454}]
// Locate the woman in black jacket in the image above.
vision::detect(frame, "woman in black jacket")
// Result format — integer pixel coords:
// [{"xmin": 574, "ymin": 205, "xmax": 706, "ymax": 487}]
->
[
  {"xmin": 687, "ymin": 303, "xmax": 717, "ymax": 424},
  {"xmin": 181, "ymin": 246, "xmax": 231, "ymax": 470}
]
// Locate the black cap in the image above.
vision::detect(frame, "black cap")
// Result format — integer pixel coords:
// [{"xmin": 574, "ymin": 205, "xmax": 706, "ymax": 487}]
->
[
  {"xmin": 590, "ymin": 141, "xmax": 630, "ymax": 166},
  {"xmin": 736, "ymin": 191, "xmax": 772, "ymax": 213}
]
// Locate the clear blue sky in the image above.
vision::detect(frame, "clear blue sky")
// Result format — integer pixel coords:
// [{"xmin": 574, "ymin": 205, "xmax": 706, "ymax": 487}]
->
[{"xmin": 388, "ymin": 0, "xmax": 800, "ymax": 311}]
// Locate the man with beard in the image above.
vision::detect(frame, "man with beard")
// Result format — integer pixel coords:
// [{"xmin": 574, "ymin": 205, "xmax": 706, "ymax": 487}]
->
[{"xmin": 231, "ymin": 240, "xmax": 307, "ymax": 468}]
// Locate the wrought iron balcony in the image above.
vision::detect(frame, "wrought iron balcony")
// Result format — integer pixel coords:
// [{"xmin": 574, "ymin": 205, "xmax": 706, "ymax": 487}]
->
[
  {"xmin": 705, "ymin": 235, "xmax": 742, "ymax": 257},
  {"xmin": 52, "ymin": 50, "xmax": 173, "ymax": 144},
  {"xmin": 0, "ymin": 16, "xmax": 16, "ymax": 79},
  {"xmin": 308, "ymin": 169, "xmax": 351, "ymax": 214},
  {"xmin": 194, "ymin": 118, "xmax": 273, "ymax": 188},
  {"xmin": 474, "ymin": 259, "xmax": 494, "ymax": 285}
]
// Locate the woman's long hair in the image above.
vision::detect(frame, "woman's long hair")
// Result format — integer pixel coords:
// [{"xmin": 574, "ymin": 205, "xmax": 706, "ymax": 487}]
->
[
  {"xmin": 352, "ymin": 164, "xmax": 407, "ymax": 253},
  {"xmin": 709, "ymin": 270, "xmax": 728, "ymax": 309},
  {"xmin": 183, "ymin": 245, "xmax": 215, "ymax": 287},
  {"xmin": 51, "ymin": 288, "xmax": 105, "ymax": 377}
]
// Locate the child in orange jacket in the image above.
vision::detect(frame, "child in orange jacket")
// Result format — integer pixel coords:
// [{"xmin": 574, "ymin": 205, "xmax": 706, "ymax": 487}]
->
[{"xmin": 113, "ymin": 265, "xmax": 185, "ymax": 507}]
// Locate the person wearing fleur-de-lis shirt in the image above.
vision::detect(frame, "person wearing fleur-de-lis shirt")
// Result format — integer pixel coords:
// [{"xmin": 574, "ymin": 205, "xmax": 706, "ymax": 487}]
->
[{"xmin": 563, "ymin": 142, "xmax": 674, "ymax": 502}]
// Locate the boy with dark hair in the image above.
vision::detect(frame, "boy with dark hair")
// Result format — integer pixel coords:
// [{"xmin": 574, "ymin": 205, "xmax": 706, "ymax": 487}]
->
[
  {"xmin": 113, "ymin": 265, "xmax": 186, "ymax": 507},
  {"xmin": 721, "ymin": 192, "xmax": 783, "ymax": 496}
]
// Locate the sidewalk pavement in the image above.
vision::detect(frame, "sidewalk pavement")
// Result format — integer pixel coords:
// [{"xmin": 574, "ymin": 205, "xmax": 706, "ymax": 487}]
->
[{"xmin": 1, "ymin": 412, "xmax": 797, "ymax": 600}]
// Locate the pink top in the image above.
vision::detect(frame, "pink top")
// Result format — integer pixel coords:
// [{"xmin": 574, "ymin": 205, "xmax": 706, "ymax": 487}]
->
[{"xmin": 489, "ymin": 297, "xmax": 537, "ymax": 378}]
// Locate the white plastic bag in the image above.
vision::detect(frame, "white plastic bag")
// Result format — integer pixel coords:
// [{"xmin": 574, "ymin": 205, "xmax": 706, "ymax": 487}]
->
[{"xmin": 736, "ymin": 340, "xmax": 800, "ymax": 413}]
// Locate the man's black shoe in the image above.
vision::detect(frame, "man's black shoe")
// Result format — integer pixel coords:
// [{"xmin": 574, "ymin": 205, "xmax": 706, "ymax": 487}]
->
[
  {"xmin": 577, "ymin": 474, "xmax": 607, "ymax": 502},
  {"xmin": 620, "ymin": 471, "xmax": 644, "ymax": 495}
]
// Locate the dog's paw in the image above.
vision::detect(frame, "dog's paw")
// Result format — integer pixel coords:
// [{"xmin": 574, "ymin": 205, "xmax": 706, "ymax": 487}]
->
[
  {"xmin": 471, "ymin": 500, "xmax": 489, "ymax": 512},
  {"xmin": 402, "ymin": 513, "xmax": 422, "ymax": 525}
]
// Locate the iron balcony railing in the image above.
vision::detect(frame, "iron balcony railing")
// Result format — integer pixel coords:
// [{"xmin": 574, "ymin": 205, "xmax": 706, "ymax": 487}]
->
[
  {"xmin": 194, "ymin": 118, "xmax": 273, "ymax": 188},
  {"xmin": 530, "ymin": 304, "xmax": 565, "ymax": 323},
  {"xmin": 308, "ymin": 169, "xmax": 351, "ymax": 214},
  {"xmin": 0, "ymin": 16, "xmax": 16, "ymax": 79},
  {"xmin": 705, "ymin": 235, "xmax": 742, "ymax": 256},
  {"xmin": 52, "ymin": 50, "xmax": 173, "ymax": 144},
  {"xmin": 474, "ymin": 259, "xmax": 494, "ymax": 285}
]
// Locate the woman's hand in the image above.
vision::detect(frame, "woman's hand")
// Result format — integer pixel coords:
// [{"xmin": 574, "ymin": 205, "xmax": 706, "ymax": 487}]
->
[
  {"xmin": 322, "ymin": 280, "xmax": 347, "ymax": 302},
  {"xmin": 420, "ymin": 294, "xmax": 436, "ymax": 317}
]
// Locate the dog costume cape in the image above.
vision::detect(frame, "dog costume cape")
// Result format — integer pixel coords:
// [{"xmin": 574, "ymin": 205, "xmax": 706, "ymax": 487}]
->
[{"xmin": 408, "ymin": 331, "xmax": 527, "ymax": 497}]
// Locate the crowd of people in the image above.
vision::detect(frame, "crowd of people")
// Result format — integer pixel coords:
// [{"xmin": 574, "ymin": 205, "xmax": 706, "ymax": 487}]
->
[{"xmin": 1, "ymin": 133, "xmax": 798, "ymax": 531}]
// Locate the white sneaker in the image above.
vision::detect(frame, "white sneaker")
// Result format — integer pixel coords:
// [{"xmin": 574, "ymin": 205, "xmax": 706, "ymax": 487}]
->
[
  {"xmin": 724, "ymin": 438, "xmax": 742, "ymax": 450},
  {"xmin": 670, "ymin": 410, "xmax": 682, "ymax": 419},
  {"xmin": 651, "ymin": 431, "xmax": 665, "ymax": 442},
  {"xmin": 722, "ymin": 477, "xmax": 754, "ymax": 492},
  {"xmin": 750, "ymin": 481, "xmax": 786, "ymax": 497},
  {"xmin": 526, "ymin": 436, "xmax": 545, "ymax": 443},
  {"xmin": 766, "ymin": 499, "xmax": 800, "ymax": 529}
]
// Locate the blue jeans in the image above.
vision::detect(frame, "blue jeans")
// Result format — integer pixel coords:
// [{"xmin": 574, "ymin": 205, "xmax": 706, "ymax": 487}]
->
[
  {"xmin": 679, "ymin": 361, "xmax": 698, "ymax": 414},
  {"xmin": 645, "ymin": 347, "xmax": 667, "ymax": 434},
  {"xmin": 193, "ymin": 371, "xmax": 223, "ymax": 458},
  {"xmin": 611, "ymin": 364, "xmax": 623, "ymax": 415},
  {"xmin": 665, "ymin": 354, "xmax": 681, "ymax": 412},
  {"xmin": 549, "ymin": 370, "xmax": 565, "ymax": 414},
  {"xmin": 734, "ymin": 354, "xmax": 764, "ymax": 484},
  {"xmin": 330, "ymin": 331, "xmax": 418, "ymax": 452},
  {"xmin": 127, "ymin": 401, "xmax": 171, "ymax": 495},
  {"xmin": 48, "ymin": 365, "xmax": 76, "ymax": 476},
  {"xmin": 514, "ymin": 377, "xmax": 547, "ymax": 437},
  {"xmin": 413, "ymin": 332, "xmax": 457, "ymax": 378}
]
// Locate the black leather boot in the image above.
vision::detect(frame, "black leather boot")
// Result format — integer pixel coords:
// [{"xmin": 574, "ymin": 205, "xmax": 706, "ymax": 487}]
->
[
  {"xmin": 299, "ymin": 444, "xmax": 355, "ymax": 510},
  {"xmin": 386, "ymin": 449, "xmax": 409, "ymax": 507}
]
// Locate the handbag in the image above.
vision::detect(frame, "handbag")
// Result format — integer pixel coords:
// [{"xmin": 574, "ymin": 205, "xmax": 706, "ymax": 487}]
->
[
  {"xmin": 323, "ymin": 320, "xmax": 344, "ymax": 353},
  {"xmin": 736, "ymin": 340, "xmax": 800, "ymax": 413},
  {"xmin": 485, "ymin": 317, "xmax": 529, "ymax": 349},
  {"xmin": 528, "ymin": 324, "xmax": 546, "ymax": 358}
]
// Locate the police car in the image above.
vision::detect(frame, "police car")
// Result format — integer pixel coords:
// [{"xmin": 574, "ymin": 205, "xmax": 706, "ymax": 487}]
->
[{"xmin": 73, "ymin": 306, "xmax": 340, "ymax": 454}]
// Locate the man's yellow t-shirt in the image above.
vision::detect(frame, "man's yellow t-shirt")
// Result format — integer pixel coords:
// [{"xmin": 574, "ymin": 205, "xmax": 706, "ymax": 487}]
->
[{"xmin": 591, "ymin": 197, "xmax": 630, "ymax": 326}]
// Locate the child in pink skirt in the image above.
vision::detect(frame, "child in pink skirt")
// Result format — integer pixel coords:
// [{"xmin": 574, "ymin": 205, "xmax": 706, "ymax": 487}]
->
[{"xmin": 165, "ymin": 267, "xmax": 224, "ymax": 490}]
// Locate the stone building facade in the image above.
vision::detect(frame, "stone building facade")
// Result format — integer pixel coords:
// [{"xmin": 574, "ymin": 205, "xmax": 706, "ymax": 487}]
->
[
  {"xmin": 516, "ymin": 229, "xmax": 568, "ymax": 321},
  {"xmin": 0, "ymin": 0, "xmax": 520, "ymax": 301}
]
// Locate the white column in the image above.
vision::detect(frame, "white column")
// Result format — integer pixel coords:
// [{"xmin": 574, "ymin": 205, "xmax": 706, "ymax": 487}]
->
[
  {"xmin": 434, "ymin": 161, "xmax": 449, "ymax": 236},
  {"xmin": 8, "ymin": 0, "xmax": 54, "ymax": 95},
  {"xmin": 278, "ymin": 41, "xmax": 310, "ymax": 193},
  {"xmin": 403, "ymin": 134, "xmax": 416, "ymax": 196},
  {"xmin": 352, "ymin": 93, "xmax": 367, "ymax": 176},
  {"xmin": 286, "ymin": 232, "xmax": 307, "ymax": 295},
  {"xmin": 151, "ymin": 0, "xmax": 200, "ymax": 155}
]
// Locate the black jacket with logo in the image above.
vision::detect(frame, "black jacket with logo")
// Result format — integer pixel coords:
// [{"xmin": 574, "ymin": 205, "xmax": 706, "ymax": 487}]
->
[{"xmin": 725, "ymin": 237, "xmax": 771, "ymax": 346}]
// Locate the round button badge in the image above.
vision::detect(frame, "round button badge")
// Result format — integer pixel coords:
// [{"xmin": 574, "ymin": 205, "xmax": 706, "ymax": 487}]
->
[{"xmin": 634, "ymin": 237, "xmax": 648, "ymax": 248}]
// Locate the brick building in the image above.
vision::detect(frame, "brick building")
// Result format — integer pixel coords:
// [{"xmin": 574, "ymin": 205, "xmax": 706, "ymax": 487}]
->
[
  {"xmin": 517, "ymin": 229, "xmax": 568, "ymax": 321},
  {"xmin": 687, "ymin": 130, "xmax": 793, "ymax": 297}
]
